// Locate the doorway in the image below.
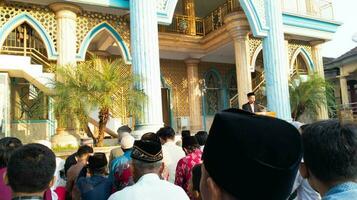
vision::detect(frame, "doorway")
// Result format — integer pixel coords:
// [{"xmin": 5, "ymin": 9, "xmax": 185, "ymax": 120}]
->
[{"xmin": 161, "ymin": 88, "xmax": 171, "ymax": 127}]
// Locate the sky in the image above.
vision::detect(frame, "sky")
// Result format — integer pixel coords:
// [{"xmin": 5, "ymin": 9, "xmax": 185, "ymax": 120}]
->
[{"xmin": 322, "ymin": 0, "xmax": 357, "ymax": 58}]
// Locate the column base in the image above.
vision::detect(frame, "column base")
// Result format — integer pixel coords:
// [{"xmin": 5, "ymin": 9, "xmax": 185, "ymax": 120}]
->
[
  {"xmin": 133, "ymin": 123, "xmax": 164, "ymax": 139},
  {"xmin": 51, "ymin": 128, "xmax": 79, "ymax": 148}
]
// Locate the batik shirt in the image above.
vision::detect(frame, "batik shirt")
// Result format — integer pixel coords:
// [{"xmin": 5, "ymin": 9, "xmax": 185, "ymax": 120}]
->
[{"xmin": 175, "ymin": 149, "xmax": 202, "ymax": 194}]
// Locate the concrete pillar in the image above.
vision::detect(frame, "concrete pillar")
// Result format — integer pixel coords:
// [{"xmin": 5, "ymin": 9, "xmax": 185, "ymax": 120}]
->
[
  {"xmin": 224, "ymin": 12, "xmax": 252, "ymax": 109},
  {"xmin": 285, "ymin": 39, "xmax": 292, "ymax": 76},
  {"xmin": 185, "ymin": 59, "xmax": 202, "ymax": 132},
  {"xmin": 311, "ymin": 43, "xmax": 329, "ymax": 119},
  {"xmin": 130, "ymin": 0, "xmax": 163, "ymax": 136},
  {"xmin": 50, "ymin": 3, "xmax": 81, "ymax": 147},
  {"xmin": 340, "ymin": 75, "xmax": 350, "ymax": 105},
  {"xmin": 50, "ymin": 3, "xmax": 81, "ymax": 66},
  {"xmin": 182, "ymin": 0, "xmax": 196, "ymax": 35},
  {"xmin": 0, "ymin": 73, "xmax": 10, "ymax": 137},
  {"xmin": 263, "ymin": 0, "xmax": 292, "ymax": 121}
]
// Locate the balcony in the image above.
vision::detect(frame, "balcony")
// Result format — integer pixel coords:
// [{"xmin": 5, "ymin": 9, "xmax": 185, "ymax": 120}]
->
[
  {"xmin": 281, "ymin": 0, "xmax": 334, "ymax": 20},
  {"xmin": 159, "ymin": 0, "xmax": 241, "ymax": 36}
]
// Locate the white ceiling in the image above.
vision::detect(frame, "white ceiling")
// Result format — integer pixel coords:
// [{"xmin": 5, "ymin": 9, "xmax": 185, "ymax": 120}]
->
[{"xmin": 159, "ymin": 41, "xmax": 235, "ymax": 64}]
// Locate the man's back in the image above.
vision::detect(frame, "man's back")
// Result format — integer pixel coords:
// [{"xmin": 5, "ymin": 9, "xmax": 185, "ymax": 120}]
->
[
  {"xmin": 108, "ymin": 173, "xmax": 189, "ymax": 200},
  {"xmin": 162, "ymin": 141, "xmax": 185, "ymax": 183}
]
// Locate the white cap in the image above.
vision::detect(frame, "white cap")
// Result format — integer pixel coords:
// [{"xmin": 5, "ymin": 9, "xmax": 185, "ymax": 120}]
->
[{"xmin": 120, "ymin": 135, "xmax": 135, "ymax": 150}]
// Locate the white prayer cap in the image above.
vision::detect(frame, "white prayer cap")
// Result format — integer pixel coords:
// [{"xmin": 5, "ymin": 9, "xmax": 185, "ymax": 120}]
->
[
  {"xmin": 34, "ymin": 140, "xmax": 52, "ymax": 149},
  {"xmin": 120, "ymin": 135, "xmax": 135, "ymax": 150}
]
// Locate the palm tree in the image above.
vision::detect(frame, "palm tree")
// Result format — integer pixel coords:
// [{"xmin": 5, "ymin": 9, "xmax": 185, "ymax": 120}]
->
[
  {"xmin": 54, "ymin": 57, "xmax": 146, "ymax": 147},
  {"xmin": 289, "ymin": 73, "xmax": 335, "ymax": 121}
]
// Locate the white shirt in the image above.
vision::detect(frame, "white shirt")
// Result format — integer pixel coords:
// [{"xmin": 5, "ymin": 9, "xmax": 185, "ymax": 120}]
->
[
  {"xmin": 162, "ymin": 141, "xmax": 186, "ymax": 183},
  {"xmin": 108, "ymin": 173, "xmax": 189, "ymax": 200},
  {"xmin": 291, "ymin": 171, "xmax": 321, "ymax": 200},
  {"xmin": 250, "ymin": 103, "xmax": 255, "ymax": 113}
]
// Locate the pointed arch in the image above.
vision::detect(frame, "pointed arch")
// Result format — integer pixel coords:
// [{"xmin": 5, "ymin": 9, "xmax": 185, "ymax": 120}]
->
[
  {"xmin": 0, "ymin": 13, "xmax": 58, "ymax": 59},
  {"xmin": 77, "ymin": 22, "xmax": 131, "ymax": 64},
  {"xmin": 290, "ymin": 47, "xmax": 315, "ymax": 72},
  {"xmin": 250, "ymin": 44, "xmax": 263, "ymax": 71}
]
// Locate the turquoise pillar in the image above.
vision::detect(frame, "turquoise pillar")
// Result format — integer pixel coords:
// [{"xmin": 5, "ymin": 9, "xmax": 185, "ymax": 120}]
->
[
  {"xmin": 130, "ymin": 0, "xmax": 164, "ymax": 135},
  {"xmin": 262, "ymin": 0, "xmax": 292, "ymax": 121}
]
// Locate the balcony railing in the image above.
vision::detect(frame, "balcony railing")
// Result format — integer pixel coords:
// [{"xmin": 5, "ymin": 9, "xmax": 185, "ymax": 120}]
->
[
  {"xmin": 159, "ymin": 0, "xmax": 240, "ymax": 36},
  {"xmin": 281, "ymin": 0, "xmax": 334, "ymax": 20}
]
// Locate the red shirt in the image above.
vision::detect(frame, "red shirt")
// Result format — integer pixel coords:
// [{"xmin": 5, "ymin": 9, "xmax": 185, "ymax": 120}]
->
[{"xmin": 174, "ymin": 149, "xmax": 202, "ymax": 195}]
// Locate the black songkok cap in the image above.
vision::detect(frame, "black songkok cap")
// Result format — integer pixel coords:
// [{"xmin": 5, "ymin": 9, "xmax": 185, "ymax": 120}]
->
[
  {"xmin": 131, "ymin": 140, "xmax": 163, "ymax": 163},
  {"xmin": 88, "ymin": 153, "xmax": 108, "ymax": 170},
  {"xmin": 182, "ymin": 136, "xmax": 199, "ymax": 148},
  {"xmin": 203, "ymin": 109, "xmax": 302, "ymax": 200}
]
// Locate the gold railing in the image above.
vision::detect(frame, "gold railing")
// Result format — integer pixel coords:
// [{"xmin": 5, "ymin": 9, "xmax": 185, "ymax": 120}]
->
[
  {"xmin": 0, "ymin": 46, "xmax": 51, "ymax": 70},
  {"xmin": 0, "ymin": 23, "xmax": 52, "ymax": 72},
  {"xmin": 159, "ymin": 0, "xmax": 240, "ymax": 36},
  {"xmin": 158, "ymin": 14, "xmax": 205, "ymax": 36}
]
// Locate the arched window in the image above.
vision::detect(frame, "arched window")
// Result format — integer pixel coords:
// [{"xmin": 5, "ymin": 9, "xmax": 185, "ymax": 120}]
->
[
  {"xmin": 205, "ymin": 71, "xmax": 222, "ymax": 115},
  {"xmin": 293, "ymin": 54, "xmax": 309, "ymax": 75},
  {"xmin": 1, "ymin": 22, "xmax": 50, "ymax": 70},
  {"xmin": 226, "ymin": 72, "xmax": 237, "ymax": 102}
]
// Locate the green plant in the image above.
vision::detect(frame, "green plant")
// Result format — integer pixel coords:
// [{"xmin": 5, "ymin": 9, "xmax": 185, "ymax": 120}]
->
[
  {"xmin": 289, "ymin": 73, "xmax": 336, "ymax": 121},
  {"xmin": 53, "ymin": 57, "xmax": 146, "ymax": 147}
]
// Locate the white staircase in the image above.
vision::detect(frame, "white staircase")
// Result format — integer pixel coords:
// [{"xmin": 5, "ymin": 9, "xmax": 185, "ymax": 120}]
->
[{"xmin": 0, "ymin": 55, "xmax": 54, "ymax": 94}]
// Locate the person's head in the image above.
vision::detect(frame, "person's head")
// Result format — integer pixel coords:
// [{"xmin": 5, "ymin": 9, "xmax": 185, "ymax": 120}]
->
[
  {"xmin": 141, "ymin": 132, "xmax": 161, "ymax": 144},
  {"xmin": 181, "ymin": 130, "xmax": 191, "ymax": 138},
  {"xmin": 300, "ymin": 120, "xmax": 357, "ymax": 194},
  {"xmin": 130, "ymin": 140, "xmax": 164, "ymax": 182},
  {"xmin": 120, "ymin": 134, "xmax": 135, "ymax": 151},
  {"xmin": 157, "ymin": 126, "xmax": 176, "ymax": 144},
  {"xmin": 76, "ymin": 145, "xmax": 93, "ymax": 161},
  {"xmin": 117, "ymin": 125, "xmax": 132, "ymax": 142},
  {"xmin": 6, "ymin": 143, "xmax": 56, "ymax": 195},
  {"xmin": 195, "ymin": 131, "xmax": 208, "ymax": 146},
  {"xmin": 247, "ymin": 92, "xmax": 255, "ymax": 104},
  {"xmin": 189, "ymin": 164, "xmax": 202, "ymax": 200},
  {"xmin": 200, "ymin": 109, "xmax": 302, "ymax": 200},
  {"xmin": 182, "ymin": 136, "xmax": 200, "ymax": 155},
  {"xmin": 88, "ymin": 153, "xmax": 108, "ymax": 175},
  {"xmin": 0, "ymin": 137, "xmax": 22, "ymax": 168}
]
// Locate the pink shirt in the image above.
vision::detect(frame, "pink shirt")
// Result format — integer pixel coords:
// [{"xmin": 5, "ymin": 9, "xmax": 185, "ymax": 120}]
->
[
  {"xmin": 0, "ymin": 168, "xmax": 12, "ymax": 200},
  {"xmin": 175, "ymin": 149, "xmax": 202, "ymax": 196}
]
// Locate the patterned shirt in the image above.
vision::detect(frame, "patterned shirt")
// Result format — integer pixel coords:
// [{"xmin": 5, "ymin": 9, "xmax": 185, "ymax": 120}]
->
[
  {"xmin": 175, "ymin": 149, "xmax": 202, "ymax": 195},
  {"xmin": 322, "ymin": 182, "xmax": 357, "ymax": 200}
]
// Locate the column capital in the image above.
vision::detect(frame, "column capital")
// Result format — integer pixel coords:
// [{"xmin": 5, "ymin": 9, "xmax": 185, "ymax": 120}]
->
[
  {"xmin": 184, "ymin": 58, "xmax": 200, "ymax": 65},
  {"xmin": 224, "ymin": 12, "xmax": 250, "ymax": 40},
  {"xmin": 310, "ymin": 40, "xmax": 325, "ymax": 47},
  {"xmin": 50, "ymin": 3, "xmax": 82, "ymax": 19}
]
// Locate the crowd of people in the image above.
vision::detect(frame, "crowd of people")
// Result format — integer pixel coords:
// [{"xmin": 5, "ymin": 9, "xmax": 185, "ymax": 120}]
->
[{"xmin": 0, "ymin": 108, "xmax": 356, "ymax": 200}]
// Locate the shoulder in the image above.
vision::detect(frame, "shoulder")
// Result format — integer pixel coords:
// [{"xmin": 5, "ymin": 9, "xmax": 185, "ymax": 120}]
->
[
  {"xmin": 160, "ymin": 181, "xmax": 190, "ymax": 199},
  {"xmin": 108, "ymin": 184, "xmax": 136, "ymax": 199}
]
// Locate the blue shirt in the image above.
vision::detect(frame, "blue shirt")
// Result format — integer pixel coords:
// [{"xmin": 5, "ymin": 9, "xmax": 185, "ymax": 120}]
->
[
  {"xmin": 322, "ymin": 182, "xmax": 357, "ymax": 200},
  {"xmin": 109, "ymin": 150, "xmax": 132, "ymax": 183},
  {"xmin": 77, "ymin": 175, "xmax": 112, "ymax": 200}
]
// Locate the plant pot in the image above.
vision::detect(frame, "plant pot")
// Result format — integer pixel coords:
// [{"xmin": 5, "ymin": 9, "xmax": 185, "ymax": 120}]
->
[{"xmin": 51, "ymin": 128, "xmax": 79, "ymax": 148}]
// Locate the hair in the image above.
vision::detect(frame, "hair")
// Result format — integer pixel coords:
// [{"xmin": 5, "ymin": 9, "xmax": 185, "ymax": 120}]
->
[
  {"xmin": 117, "ymin": 125, "xmax": 132, "ymax": 134},
  {"xmin": 131, "ymin": 159, "xmax": 162, "ymax": 182},
  {"xmin": 181, "ymin": 130, "xmax": 191, "ymax": 138},
  {"xmin": 247, "ymin": 92, "xmax": 255, "ymax": 97},
  {"xmin": 157, "ymin": 126, "xmax": 176, "ymax": 141},
  {"xmin": 302, "ymin": 120, "xmax": 357, "ymax": 183},
  {"xmin": 141, "ymin": 132, "xmax": 161, "ymax": 144},
  {"xmin": 192, "ymin": 164, "xmax": 202, "ymax": 192},
  {"xmin": 195, "ymin": 131, "xmax": 208, "ymax": 146},
  {"xmin": 0, "ymin": 137, "xmax": 22, "ymax": 168},
  {"xmin": 76, "ymin": 145, "xmax": 94, "ymax": 158},
  {"xmin": 88, "ymin": 153, "xmax": 108, "ymax": 175},
  {"xmin": 182, "ymin": 136, "xmax": 200, "ymax": 153},
  {"xmin": 7, "ymin": 143, "xmax": 56, "ymax": 193}
]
